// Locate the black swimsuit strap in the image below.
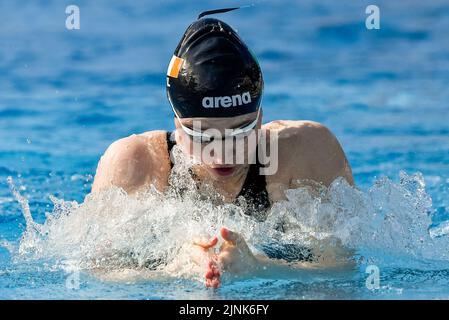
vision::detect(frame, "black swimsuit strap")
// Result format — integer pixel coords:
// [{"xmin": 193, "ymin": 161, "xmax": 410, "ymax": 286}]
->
[
  {"xmin": 165, "ymin": 131, "xmax": 270, "ymax": 210},
  {"xmin": 166, "ymin": 131, "xmax": 176, "ymax": 169}
]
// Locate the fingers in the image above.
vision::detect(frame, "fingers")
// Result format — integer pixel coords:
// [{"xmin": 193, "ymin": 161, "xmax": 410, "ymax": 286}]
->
[
  {"xmin": 205, "ymin": 260, "xmax": 221, "ymax": 288},
  {"xmin": 206, "ymin": 278, "xmax": 220, "ymax": 288},
  {"xmin": 193, "ymin": 229, "xmax": 242, "ymax": 249},
  {"xmin": 220, "ymin": 227, "xmax": 240, "ymax": 246},
  {"xmin": 193, "ymin": 236, "xmax": 218, "ymax": 250}
]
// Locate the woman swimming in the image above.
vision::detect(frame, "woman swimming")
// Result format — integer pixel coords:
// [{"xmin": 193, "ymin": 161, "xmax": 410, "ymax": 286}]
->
[{"xmin": 91, "ymin": 15, "xmax": 354, "ymax": 288}]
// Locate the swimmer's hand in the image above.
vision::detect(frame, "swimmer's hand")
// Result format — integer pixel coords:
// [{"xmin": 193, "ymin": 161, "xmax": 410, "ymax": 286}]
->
[
  {"xmin": 191, "ymin": 228, "xmax": 259, "ymax": 288},
  {"xmin": 217, "ymin": 227, "xmax": 259, "ymax": 275},
  {"xmin": 192, "ymin": 236, "xmax": 221, "ymax": 288}
]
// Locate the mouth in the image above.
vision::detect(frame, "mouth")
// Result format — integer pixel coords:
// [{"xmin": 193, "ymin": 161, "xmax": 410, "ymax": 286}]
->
[{"xmin": 210, "ymin": 166, "xmax": 236, "ymax": 177}]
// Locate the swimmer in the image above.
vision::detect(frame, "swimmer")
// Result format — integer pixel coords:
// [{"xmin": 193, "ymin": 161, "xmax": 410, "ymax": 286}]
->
[{"xmin": 92, "ymin": 13, "xmax": 354, "ymax": 288}]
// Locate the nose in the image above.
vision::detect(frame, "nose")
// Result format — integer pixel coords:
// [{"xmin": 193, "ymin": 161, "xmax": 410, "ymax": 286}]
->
[{"xmin": 202, "ymin": 138, "xmax": 236, "ymax": 166}]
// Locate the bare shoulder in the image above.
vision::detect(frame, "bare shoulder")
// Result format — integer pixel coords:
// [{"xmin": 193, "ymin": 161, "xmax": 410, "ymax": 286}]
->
[
  {"xmin": 263, "ymin": 120, "xmax": 329, "ymax": 138},
  {"xmin": 91, "ymin": 130, "xmax": 171, "ymax": 194},
  {"xmin": 263, "ymin": 120, "xmax": 337, "ymax": 157},
  {"xmin": 262, "ymin": 120, "xmax": 354, "ymax": 189}
]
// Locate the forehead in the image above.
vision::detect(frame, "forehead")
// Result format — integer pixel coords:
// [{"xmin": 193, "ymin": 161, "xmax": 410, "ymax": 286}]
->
[{"xmin": 179, "ymin": 111, "xmax": 259, "ymax": 129}]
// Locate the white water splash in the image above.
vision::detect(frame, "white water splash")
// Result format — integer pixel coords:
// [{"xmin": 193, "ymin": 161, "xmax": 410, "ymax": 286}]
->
[
  {"xmin": 0, "ymin": 240, "xmax": 14, "ymax": 253},
  {"xmin": 8, "ymin": 147, "xmax": 449, "ymax": 282}
]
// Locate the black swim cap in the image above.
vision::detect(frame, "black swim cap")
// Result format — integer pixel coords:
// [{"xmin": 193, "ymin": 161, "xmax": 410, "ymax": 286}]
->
[{"xmin": 166, "ymin": 18, "xmax": 263, "ymax": 118}]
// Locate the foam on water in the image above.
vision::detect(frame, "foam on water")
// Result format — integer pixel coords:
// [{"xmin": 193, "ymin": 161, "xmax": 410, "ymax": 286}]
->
[{"xmin": 7, "ymin": 145, "xmax": 449, "ymax": 284}]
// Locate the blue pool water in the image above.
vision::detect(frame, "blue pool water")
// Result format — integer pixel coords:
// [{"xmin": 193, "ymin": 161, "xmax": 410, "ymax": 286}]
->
[{"xmin": 1, "ymin": 0, "xmax": 449, "ymax": 299}]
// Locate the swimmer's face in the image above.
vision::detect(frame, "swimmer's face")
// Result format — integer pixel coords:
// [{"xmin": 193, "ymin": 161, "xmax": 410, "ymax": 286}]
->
[{"xmin": 174, "ymin": 110, "xmax": 262, "ymax": 180}]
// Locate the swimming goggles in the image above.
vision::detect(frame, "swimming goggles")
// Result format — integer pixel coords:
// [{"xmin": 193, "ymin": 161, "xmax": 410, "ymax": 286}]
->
[{"xmin": 172, "ymin": 107, "xmax": 260, "ymax": 143}]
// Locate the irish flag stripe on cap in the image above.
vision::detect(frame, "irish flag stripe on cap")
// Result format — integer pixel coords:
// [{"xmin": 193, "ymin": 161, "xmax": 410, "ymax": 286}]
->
[{"xmin": 167, "ymin": 55, "xmax": 184, "ymax": 78}]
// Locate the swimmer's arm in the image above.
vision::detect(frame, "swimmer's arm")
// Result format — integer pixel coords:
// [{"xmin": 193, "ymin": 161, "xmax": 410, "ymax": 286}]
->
[
  {"xmin": 219, "ymin": 229, "xmax": 354, "ymax": 279},
  {"xmin": 251, "ymin": 233, "xmax": 356, "ymax": 277},
  {"xmin": 251, "ymin": 252, "xmax": 355, "ymax": 279},
  {"xmin": 91, "ymin": 131, "xmax": 171, "ymax": 194}
]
